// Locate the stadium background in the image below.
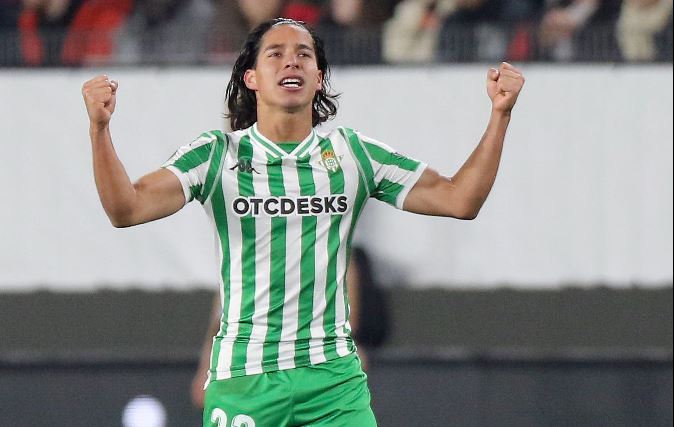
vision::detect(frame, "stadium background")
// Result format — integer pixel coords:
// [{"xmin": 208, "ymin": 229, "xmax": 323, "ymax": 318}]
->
[{"xmin": 1, "ymin": 1, "xmax": 672, "ymax": 426}]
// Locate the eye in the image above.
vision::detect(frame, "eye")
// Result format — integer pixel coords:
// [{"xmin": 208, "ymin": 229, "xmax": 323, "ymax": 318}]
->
[{"xmin": 268, "ymin": 51, "xmax": 281, "ymax": 58}]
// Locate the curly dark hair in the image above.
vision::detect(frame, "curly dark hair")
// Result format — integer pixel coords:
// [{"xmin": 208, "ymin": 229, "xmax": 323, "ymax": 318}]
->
[{"xmin": 225, "ymin": 18, "xmax": 339, "ymax": 131}]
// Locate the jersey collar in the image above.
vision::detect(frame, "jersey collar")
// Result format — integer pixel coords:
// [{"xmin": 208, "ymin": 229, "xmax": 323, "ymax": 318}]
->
[{"xmin": 249, "ymin": 123, "xmax": 319, "ymax": 160}]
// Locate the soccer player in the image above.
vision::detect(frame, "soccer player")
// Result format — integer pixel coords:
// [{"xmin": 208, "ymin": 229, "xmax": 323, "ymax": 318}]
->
[{"xmin": 82, "ymin": 18, "xmax": 524, "ymax": 427}]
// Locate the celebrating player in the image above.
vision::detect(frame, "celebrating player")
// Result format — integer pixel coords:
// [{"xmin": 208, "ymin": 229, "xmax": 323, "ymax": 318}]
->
[{"xmin": 82, "ymin": 18, "xmax": 524, "ymax": 427}]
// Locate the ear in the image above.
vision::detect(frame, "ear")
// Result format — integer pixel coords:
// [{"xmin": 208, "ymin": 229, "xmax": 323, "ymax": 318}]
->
[
  {"xmin": 315, "ymin": 70, "xmax": 323, "ymax": 91},
  {"xmin": 244, "ymin": 69, "xmax": 257, "ymax": 91}
]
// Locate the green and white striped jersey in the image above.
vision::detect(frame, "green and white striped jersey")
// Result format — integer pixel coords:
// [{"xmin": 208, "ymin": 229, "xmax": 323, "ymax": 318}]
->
[{"xmin": 163, "ymin": 123, "xmax": 427, "ymax": 381}]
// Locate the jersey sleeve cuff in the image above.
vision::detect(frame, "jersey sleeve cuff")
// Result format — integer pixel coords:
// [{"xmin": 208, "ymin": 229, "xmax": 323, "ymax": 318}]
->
[
  {"xmin": 396, "ymin": 162, "xmax": 428, "ymax": 210},
  {"xmin": 162, "ymin": 165, "xmax": 192, "ymax": 205}
]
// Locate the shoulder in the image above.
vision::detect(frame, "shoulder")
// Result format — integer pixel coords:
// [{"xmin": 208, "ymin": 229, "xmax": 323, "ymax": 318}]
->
[
  {"xmin": 185, "ymin": 131, "xmax": 223, "ymax": 151},
  {"xmin": 319, "ymin": 126, "xmax": 367, "ymax": 143},
  {"xmin": 225, "ymin": 128, "xmax": 250, "ymax": 144},
  {"xmin": 197, "ymin": 130, "xmax": 230, "ymax": 144},
  {"xmin": 327, "ymin": 127, "xmax": 386, "ymax": 149}
]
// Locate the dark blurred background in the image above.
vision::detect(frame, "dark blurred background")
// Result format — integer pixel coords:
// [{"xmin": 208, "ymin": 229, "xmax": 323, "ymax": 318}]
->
[{"xmin": 1, "ymin": 1, "xmax": 672, "ymax": 426}]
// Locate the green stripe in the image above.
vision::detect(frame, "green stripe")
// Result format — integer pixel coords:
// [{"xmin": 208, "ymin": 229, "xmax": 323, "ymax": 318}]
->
[
  {"xmin": 189, "ymin": 184, "xmax": 203, "ymax": 201},
  {"xmin": 263, "ymin": 153, "xmax": 287, "ymax": 371},
  {"xmin": 338, "ymin": 128, "xmax": 371, "ymax": 350},
  {"xmin": 320, "ymin": 137, "xmax": 346, "ymax": 360},
  {"xmin": 363, "ymin": 141, "xmax": 420, "ymax": 172},
  {"xmin": 197, "ymin": 131, "xmax": 227, "ymax": 204},
  {"xmin": 340, "ymin": 128, "xmax": 376, "ymax": 195},
  {"xmin": 251, "ymin": 126, "xmax": 285, "ymax": 158},
  {"xmin": 344, "ymin": 176, "xmax": 369, "ymax": 344},
  {"xmin": 277, "ymin": 142, "xmax": 300, "ymax": 154},
  {"xmin": 374, "ymin": 179, "xmax": 406, "ymax": 206},
  {"xmin": 231, "ymin": 136, "xmax": 256, "ymax": 370},
  {"xmin": 209, "ymin": 172, "xmax": 231, "ymax": 375},
  {"xmin": 172, "ymin": 143, "xmax": 212, "ymax": 173},
  {"xmin": 295, "ymin": 157, "xmax": 317, "ymax": 367}
]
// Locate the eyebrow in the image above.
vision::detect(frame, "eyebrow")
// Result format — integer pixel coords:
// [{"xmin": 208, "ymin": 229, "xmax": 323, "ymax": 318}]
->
[{"xmin": 263, "ymin": 43, "xmax": 315, "ymax": 53}]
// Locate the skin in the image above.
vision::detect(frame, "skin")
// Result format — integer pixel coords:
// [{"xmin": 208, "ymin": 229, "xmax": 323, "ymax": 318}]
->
[
  {"xmin": 83, "ymin": 22, "xmax": 524, "ymax": 409},
  {"xmin": 243, "ymin": 24, "xmax": 323, "ymax": 144},
  {"xmin": 404, "ymin": 61, "xmax": 525, "ymax": 219},
  {"xmin": 82, "ymin": 23, "xmax": 524, "ymax": 226}
]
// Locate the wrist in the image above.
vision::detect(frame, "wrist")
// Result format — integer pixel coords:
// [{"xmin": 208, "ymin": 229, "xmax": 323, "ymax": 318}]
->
[
  {"xmin": 89, "ymin": 122, "xmax": 110, "ymax": 135},
  {"xmin": 490, "ymin": 108, "xmax": 512, "ymax": 120}
]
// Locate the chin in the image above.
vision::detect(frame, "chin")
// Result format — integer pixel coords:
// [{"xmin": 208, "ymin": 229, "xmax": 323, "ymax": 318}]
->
[{"xmin": 280, "ymin": 100, "xmax": 312, "ymax": 113}]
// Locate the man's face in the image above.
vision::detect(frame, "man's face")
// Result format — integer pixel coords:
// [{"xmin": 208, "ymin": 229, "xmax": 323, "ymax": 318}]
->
[{"xmin": 244, "ymin": 24, "xmax": 323, "ymax": 116}]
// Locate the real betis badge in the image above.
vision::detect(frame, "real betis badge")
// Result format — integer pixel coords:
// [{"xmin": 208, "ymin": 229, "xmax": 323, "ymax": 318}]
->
[{"xmin": 320, "ymin": 150, "xmax": 342, "ymax": 173}]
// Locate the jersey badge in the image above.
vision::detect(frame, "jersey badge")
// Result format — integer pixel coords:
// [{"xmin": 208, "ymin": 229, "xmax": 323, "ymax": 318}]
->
[{"xmin": 319, "ymin": 150, "xmax": 342, "ymax": 173}]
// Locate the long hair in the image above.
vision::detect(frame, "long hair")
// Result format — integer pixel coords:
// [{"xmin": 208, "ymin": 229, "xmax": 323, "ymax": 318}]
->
[{"xmin": 225, "ymin": 18, "xmax": 339, "ymax": 131}]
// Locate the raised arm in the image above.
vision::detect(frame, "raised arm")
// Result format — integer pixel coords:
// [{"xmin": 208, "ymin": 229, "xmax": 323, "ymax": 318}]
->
[
  {"xmin": 82, "ymin": 75, "xmax": 185, "ymax": 228},
  {"xmin": 403, "ymin": 62, "xmax": 525, "ymax": 219}
]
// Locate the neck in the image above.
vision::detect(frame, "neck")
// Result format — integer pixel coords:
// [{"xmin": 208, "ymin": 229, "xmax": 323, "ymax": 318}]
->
[{"xmin": 255, "ymin": 107, "xmax": 313, "ymax": 143}]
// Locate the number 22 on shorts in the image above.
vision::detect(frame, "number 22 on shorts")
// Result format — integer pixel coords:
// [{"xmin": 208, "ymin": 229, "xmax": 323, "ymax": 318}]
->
[{"xmin": 211, "ymin": 408, "xmax": 256, "ymax": 427}]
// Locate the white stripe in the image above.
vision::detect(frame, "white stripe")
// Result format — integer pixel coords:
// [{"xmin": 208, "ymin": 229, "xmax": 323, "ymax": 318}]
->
[
  {"xmin": 358, "ymin": 133, "xmax": 396, "ymax": 152},
  {"xmin": 162, "ymin": 132, "xmax": 215, "ymax": 167},
  {"xmin": 250, "ymin": 124, "xmax": 286, "ymax": 158},
  {"xmin": 278, "ymin": 157, "xmax": 301, "ymax": 370},
  {"xmin": 245, "ymin": 159, "xmax": 272, "ymax": 375},
  {"xmin": 309, "ymin": 149, "xmax": 331, "ymax": 364},
  {"xmin": 203, "ymin": 134, "xmax": 229, "ymax": 204},
  {"xmin": 339, "ymin": 128, "xmax": 372, "ymax": 198},
  {"xmin": 188, "ymin": 132, "xmax": 217, "ymax": 150},
  {"xmin": 370, "ymin": 158, "xmax": 428, "ymax": 209},
  {"xmin": 295, "ymin": 130, "xmax": 319, "ymax": 158}
]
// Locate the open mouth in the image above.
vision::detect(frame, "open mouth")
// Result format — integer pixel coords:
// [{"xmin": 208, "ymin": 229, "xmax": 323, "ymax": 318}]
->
[{"xmin": 279, "ymin": 77, "xmax": 304, "ymax": 89}]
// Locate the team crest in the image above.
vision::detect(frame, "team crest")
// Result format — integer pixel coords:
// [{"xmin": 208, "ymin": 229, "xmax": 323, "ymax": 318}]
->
[{"xmin": 319, "ymin": 150, "xmax": 342, "ymax": 173}]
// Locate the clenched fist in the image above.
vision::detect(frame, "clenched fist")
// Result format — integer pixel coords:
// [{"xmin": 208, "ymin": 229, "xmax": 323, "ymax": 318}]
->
[
  {"xmin": 82, "ymin": 75, "xmax": 118, "ymax": 129},
  {"xmin": 487, "ymin": 62, "xmax": 525, "ymax": 114}
]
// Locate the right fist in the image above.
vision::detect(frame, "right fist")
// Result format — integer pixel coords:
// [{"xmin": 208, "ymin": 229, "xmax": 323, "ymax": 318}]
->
[{"xmin": 82, "ymin": 75, "xmax": 118, "ymax": 128}]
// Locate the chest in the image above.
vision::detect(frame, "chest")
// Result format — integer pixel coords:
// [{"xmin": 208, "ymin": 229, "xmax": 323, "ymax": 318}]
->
[{"xmin": 218, "ymin": 143, "xmax": 361, "ymax": 218}]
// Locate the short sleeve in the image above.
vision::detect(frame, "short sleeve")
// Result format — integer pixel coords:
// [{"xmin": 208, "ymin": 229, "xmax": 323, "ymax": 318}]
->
[
  {"xmin": 342, "ymin": 128, "xmax": 427, "ymax": 209},
  {"xmin": 162, "ymin": 131, "xmax": 219, "ymax": 204}
]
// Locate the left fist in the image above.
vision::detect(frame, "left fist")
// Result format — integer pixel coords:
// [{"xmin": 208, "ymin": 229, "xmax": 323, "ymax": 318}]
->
[{"xmin": 487, "ymin": 62, "xmax": 525, "ymax": 114}]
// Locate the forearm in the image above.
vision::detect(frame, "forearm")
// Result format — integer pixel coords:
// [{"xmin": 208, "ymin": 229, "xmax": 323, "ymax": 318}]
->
[
  {"xmin": 90, "ymin": 125, "xmax": 138, "ymax": 227},
  {"xmin": 451, "ymin": 110, "xmax": 511, "ymax": 216},
  {"xmin": 403, "ymin": 63, "xmax": 523, "ymax": 219}
]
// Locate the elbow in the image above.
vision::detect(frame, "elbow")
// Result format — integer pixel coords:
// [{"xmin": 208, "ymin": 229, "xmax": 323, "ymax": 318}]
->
[
  {"xmin": 454, "ymin": 209, "xmax": 479, "ymax": 221},
  {"xmin": 461, "ymin": 212, "xmax": 479, "ymax": 221},
  {"xmin": 110, "ymin": 220, "xmax": 131, "ymax": 228},
  {"xmin": 450, "ymin": 202, "xmax": 482, "ymax": 220},
  {"xmin": 106, "ymin": 208, "xmax": 136, "ymax": 228},
  {"xmin": 109, "ymin": 216, "xmax": 133, "ymax": 228}
]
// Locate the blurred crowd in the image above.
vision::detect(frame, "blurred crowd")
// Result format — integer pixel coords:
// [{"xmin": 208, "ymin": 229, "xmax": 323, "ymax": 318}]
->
[{"xmin": 0, "ymin": 0, "xmax": 672, "ymax": 66}]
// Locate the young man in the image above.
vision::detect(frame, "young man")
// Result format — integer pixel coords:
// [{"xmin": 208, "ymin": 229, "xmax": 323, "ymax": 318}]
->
[{"xmin": 82, "ymin": 18, "xmax": 524, "ymax": 427}]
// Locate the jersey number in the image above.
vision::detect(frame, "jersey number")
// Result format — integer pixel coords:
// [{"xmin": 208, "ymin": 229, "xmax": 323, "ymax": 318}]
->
[{"xmin": 211, "ymin": 408, "xmax": 256, "ymax": 427}]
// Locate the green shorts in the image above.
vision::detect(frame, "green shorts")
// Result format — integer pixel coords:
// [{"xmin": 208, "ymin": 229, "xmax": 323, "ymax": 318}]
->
[{"xmin": 203, "ymin": 353, "xmax": 377, "ymax": 427}]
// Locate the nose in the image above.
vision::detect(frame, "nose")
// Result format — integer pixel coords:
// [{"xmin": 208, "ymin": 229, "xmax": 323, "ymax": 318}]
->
[{"xmin": 285, "ymin": 55, "xmax": 300, "ymax": 69}]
